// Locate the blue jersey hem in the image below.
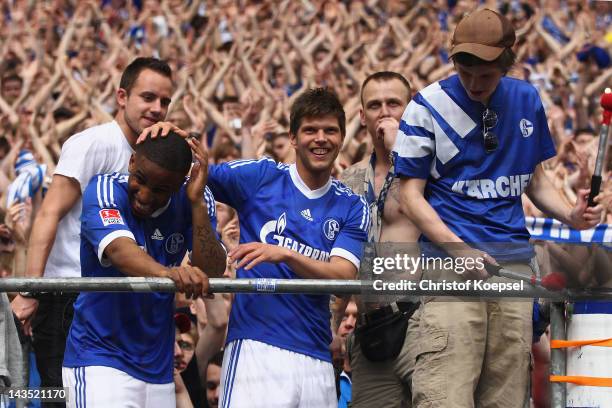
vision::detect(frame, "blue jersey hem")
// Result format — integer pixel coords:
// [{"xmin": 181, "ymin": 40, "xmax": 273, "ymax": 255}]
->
[
  {"xmin": 225, "ymin": 333, "xmax": 332, "ymax": 363},
  {"xmin": 63, "ymin": 357, "xmax": 173, "ymax": 384}
]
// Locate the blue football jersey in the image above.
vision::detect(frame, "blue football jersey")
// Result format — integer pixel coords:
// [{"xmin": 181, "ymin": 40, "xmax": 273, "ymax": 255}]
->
[
  {"xmin": 208, "ymin": 159, "xmax": 369, "ymax": 362},
  {"xmin": 393, "ymin": 75, "xmax": 556, "ymax": 260},
  {"xmin": 64, "ymin": 173, "xmax": 217, "ymax": 384}
]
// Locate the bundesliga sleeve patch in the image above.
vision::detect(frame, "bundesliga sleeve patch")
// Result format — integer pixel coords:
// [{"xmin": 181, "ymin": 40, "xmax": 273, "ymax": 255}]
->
[{"xmin": 99, "ymin": 209, "xmax": 125, "ymax": 226}]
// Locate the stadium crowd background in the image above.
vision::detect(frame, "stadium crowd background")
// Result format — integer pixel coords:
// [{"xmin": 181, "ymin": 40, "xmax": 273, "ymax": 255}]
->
[{"xmin": 0, "ymin": 0, "xmax": 610, "ymax": 407}]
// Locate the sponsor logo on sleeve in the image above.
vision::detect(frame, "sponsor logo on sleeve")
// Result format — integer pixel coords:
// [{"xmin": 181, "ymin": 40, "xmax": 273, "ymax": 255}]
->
[{"xmin": 99, "ymin": 209, "xmax": 124, "ymax": 226}]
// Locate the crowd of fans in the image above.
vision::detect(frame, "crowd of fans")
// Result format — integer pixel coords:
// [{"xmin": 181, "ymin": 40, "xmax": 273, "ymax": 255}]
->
[{"xmin": 0, "ymin": 0, "xmax": 610, "ymax": 407}]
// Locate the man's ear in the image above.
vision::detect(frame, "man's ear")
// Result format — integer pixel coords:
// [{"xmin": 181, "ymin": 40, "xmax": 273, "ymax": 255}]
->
[
  {"xmin": 116, "ymin": 88, "xmax": 128, "ymax": 110},
  {"xmin": 359, "ymin": 107, "xmax": 366, "ymax": 127},
  {"xmin": 128, "ymin": 154, "xmax": 136, "ymax": 173},
  {"xmin": 290, "ymin": 133, "xmax": 297, "ymax": 148}
]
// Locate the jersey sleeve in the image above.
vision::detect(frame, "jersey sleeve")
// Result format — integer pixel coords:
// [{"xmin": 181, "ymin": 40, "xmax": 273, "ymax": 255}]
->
[
  {"xmin": 534, "ymin": 96, "xmax": 557, "ymax": 163},
  {"xmin": 81, "ymin": 174, "xmax": 135, "ymax": 265},
  {"xmin": 204, "ymin": 185, "xmax": 219, "ymax": 234},
  {"xmin": 206, "ymin": 158, "xmax": 276, "ymax": 209},
  {"xmin": 330, "ymin": 195, "xmax": 369, "ymax": 270},
  {"xmin": 392, "ymin": 96, "xmax": 437, "ymax": 179},
  {"xmin": 55, "ymin": 132, "xmax": 117, "ymax": 193}
]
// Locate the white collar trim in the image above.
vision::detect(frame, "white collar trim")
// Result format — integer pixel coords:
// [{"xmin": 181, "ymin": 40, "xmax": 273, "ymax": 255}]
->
[
  {"xmin": 151, "ymin": 199, "xmax": 171, "ymax": 218},
  {"xmin": 289, "ymin": 164, "xmax": 332, "ymax": 199}
]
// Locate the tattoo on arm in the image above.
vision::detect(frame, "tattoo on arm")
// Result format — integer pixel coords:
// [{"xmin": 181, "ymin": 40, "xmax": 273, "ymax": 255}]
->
[{"xmin": 192, "ymin": 206, "xmax": 227, "ymax": 278}]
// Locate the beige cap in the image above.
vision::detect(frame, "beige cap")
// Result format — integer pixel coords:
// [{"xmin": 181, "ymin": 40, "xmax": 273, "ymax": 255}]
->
[{"xmin": 449, "ymin": 9, "xmax": 516, "ymax": 61}]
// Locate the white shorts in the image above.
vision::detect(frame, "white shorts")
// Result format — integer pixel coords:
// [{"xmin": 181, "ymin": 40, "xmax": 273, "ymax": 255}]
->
[
  {"xmin": 62, "ymin": 366, "xmax": 175, "ymax": 408},
  {"xmin": 219, "ymin": 339, "xmax": 336, "ymax": 408}
]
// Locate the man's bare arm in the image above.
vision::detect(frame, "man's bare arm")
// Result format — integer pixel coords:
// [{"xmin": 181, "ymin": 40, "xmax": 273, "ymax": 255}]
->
[
  {"xmin": 194, "ymin": 295, "xmax": 228, "ymax": 378},
  {"xmin": 229, "ymin": 243, "xmax": 358, "ymax": 280},
  {"xmin": 26, "ymin": 175, "xmax": 81, "ymax": 278}
]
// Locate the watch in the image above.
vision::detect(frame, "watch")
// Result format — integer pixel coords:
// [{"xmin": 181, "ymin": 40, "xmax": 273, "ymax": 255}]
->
[{"xmin": 19, "ymin": 291, "xmax": 38, "ymax": 299}]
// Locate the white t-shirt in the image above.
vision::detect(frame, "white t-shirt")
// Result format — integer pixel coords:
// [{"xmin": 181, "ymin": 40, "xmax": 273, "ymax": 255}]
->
[{"xmin": 45, "ymin": 121, "xmax": 134, "ymax": 278}]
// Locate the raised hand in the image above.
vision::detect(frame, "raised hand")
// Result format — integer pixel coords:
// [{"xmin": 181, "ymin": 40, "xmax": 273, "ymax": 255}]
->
[
  {"xmin": 185, "ymin": 137, "xmax": 209, "ymax": 205},
  {"xmin": 136, "ymin": 122, "xmax": 189, "ymax": 144}
]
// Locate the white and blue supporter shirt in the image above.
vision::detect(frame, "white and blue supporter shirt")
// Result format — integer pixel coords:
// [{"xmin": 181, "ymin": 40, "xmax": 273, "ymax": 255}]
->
[
  {"xmin": 63, "ymin": 173, "xmax": 217, "ymax": 384},
  {"xmin": 207, "ymin": 159, "xmax": 369, "ymax": 362},
  {"xmin": 393, "ymin": 75, "xmax": 556, "ymax": 260}
]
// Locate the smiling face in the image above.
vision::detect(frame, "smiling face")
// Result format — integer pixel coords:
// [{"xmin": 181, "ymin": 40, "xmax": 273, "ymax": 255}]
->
[
  {"xmin": 291, "ymin": 115, "xmax": 342, "ymax": 188},
  {"xmin": 1, "ymin": 78, "xmax": 22, "ymax": 104},
  {"xmin": 116, "ymin": 69, "xmax": 173, "ymax": 142},
  {"xmin": 127, "ymin": 154, "xmax": 184, "ymax": 218},
  {"xmin": 454, "ymin": 62, "xmax": 504, "ymax": 105}
]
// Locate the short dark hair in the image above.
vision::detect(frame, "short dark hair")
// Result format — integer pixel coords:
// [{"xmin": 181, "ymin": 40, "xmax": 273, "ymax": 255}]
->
[
  {"xmin": 208, "ymin": 350, "xmax": 224, "ymax": 368},
  {"xmin": 574, "ymin": 127, "xmax": 596, "ymax": 138},
  {"xmin": 135, "ymin": 131, "xmax": 192, "ymax": 175},
  {"xmin": 119, "ymin": 58, "xmax": 172, "ymax": 94},
  {"xmin": 216, "ymin": 95, "xmax": 240, "ymax": 111},
  {"xmin": 289, "ymin": 88, "xmax": 345, "ymax": 137},
  {"xmin": 53, "ymin": 107, "xmax": 75, "ymax": 122},
  {"xmin": 360, "ymin": 71, "xmax": 411, "ymax": 105},
  {"xmin": 452, "ymin": 48, "xmax": 517, "ymax": 73},
  {"xmin": 1, "ymin": 73, "xmax": 23, "ymax": 87}
]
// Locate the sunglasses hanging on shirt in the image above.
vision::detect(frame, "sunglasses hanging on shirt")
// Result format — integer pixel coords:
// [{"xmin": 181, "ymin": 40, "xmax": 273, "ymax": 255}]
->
[{"xmin": 482, "ymin": 108, "xmax": 499, "ymax": 153}]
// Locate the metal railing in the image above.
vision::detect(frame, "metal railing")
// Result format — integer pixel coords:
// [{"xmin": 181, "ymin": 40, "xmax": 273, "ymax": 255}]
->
[
  {"xmin": 1, "ymin": 277, "xmax": 611, "ymax": 300},
  {"xmin": 4, "ymin": 277, "xmax": 608, "ymax": 408}
]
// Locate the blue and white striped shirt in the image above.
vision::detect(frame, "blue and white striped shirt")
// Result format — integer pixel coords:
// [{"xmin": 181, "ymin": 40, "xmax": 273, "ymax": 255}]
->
[{"xmin": 393, "ymin": 75, "xmax": 556, "ymax": 259}]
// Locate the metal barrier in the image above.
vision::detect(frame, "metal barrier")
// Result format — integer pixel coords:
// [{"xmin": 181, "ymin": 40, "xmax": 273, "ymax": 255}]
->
[
  {"xmin": 4, "ymin": 277, "xmax": 612, "ymax": 408},
  {"xmin": 1, "ymin": 277, "xmax": 612, "ymax": 300}
]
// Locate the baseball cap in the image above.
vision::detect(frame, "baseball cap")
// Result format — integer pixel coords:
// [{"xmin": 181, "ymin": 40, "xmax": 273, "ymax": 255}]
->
[
  {"xmin": 174, "ymin": 313, "xmax": 192, "ymax": 334},
  {"xmin": 450, "ymin": 9, "xmax": 516, "ymax": 61}
]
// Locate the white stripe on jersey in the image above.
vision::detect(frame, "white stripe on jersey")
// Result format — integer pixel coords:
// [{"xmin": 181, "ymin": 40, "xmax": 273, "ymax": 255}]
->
[
  {"xmin": 421, "ymin": 82, "xmax": 476, "ymax": 138},
  {"xmin": 430, "ymin": 160, "xmax": 441, "ymax": 179},
  {"xmin": 96, "ymin": 174, "xmax": 126, "ymax": 209},
  {"xmin": 330, "ymin": 247, "xmax": 360, "ymax": 269},
  {"xmin": 331, "ymin": 181, "xmax": 355, "ymax": 197},
  {"xmin": 402, "ymin": 100, "xmax": 435, "ymax": 133},
  {"xmin": 103, "ymin": 175, "xmax": 110, "ymax": 207},
  {"xmin": 108, "ymin": 174, "xmax": 119, "ymax": 207},
  {"xmin": 96, "ymin": 175, "xmax": 104, "ymax": 208},
  {"xmin": 358, "ymin": 196, "xmax": 369, "ymax": 231},
  {"xmin": 204, "ymin": 187, "xmax": 216, "ymax": 218},
  {"xmin": 395, "ymin": 135, "xmax": 434, "ymax": 158},
  {"xmin": 229, "ymin": 157, "xmax": 275, "ymax": 169},
  {"xmin": 432, "ymin": 119, "xmax": 460, "ymax": 164},
  {"xmin": 276, "ymin": 162, "xmax": 290, "ymax": 171}
]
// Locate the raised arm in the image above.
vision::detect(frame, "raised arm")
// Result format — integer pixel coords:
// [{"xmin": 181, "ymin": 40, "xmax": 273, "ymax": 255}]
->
[
  {"xmin": 186, "ymin": 138, "xmax": 227, "ymax": 278},
  {"xmin": 194, "ymin": 295, "xmax": 228, "ymax": 376},
  {"xmin": 525, "ymin": 163, "xmax": 603, "ymax": 230}
]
